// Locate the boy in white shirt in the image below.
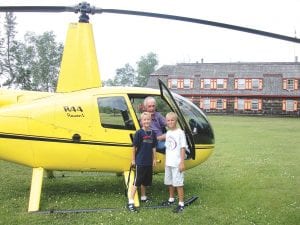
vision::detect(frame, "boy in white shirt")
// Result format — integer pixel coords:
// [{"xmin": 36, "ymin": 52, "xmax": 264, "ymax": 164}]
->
[{"xmin": 163, "ymin": 112, "xmax": 187, "ymax": 213}]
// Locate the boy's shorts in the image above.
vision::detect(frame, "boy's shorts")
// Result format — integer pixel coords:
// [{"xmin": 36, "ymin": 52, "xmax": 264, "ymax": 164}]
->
[
  {"xmin": 133, "ymin": 165, "xmax": 153, "ymax": 187},
  {"xmin": 164, "ymin": 166, "xmax": 184, "ymax": 187}
]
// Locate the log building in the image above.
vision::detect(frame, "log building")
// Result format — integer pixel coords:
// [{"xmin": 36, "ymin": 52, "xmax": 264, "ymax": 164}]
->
[{"xmin": 147, "ymin": 62, "xmax": 300, "ymax": 117}]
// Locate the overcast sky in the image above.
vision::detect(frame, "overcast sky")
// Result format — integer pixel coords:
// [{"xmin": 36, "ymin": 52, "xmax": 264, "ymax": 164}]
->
[{"xmin": 1, "ymin": 0, "xmax": 300, "ymax": 81}]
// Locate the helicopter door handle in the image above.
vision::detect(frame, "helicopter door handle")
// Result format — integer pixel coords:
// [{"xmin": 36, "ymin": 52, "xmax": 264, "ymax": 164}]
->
[{"xmin": 72, "ymin": 133, "xmax": 81, "ymax": 142}]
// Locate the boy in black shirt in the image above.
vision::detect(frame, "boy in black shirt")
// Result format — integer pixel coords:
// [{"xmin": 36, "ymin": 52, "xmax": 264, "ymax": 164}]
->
[{"xmin": 128, "ymin": 112, "xmax": 157, "ymax": 212}]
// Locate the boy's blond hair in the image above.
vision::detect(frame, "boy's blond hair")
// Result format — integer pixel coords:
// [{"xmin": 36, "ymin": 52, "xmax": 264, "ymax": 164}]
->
[
  {"xmin": 166, "ymin": 112, "xmax": 178, "ymax": 121},
  {"xmin": 140, "ymin": 111, "xmax": 151, "ymax": 119}
]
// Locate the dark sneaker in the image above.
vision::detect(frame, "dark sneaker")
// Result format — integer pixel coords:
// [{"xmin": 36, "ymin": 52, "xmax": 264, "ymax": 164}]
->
[
  {"xmin": 161, "ymin": 200, "xmax": 175, "ymax": 206},
  {"xmin": 127, "ymin": 203, "xmax": 138, "ymax": 212},
  {"xmin": 141, "ymin": 198, "xmax": 151, "ymax": 203},
  {"xmin": 173, "ymin": 205, "xmax": 184, "ymax": 213}
]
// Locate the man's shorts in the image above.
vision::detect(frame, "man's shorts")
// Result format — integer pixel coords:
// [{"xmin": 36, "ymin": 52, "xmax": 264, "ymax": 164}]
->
[
  {"xmin": 133, "ymin": 165, "xmax": 153, "ymax": 187},
  {"xmin": 164, "ymin": 166, "xmax": 184, "ymax": 187}
]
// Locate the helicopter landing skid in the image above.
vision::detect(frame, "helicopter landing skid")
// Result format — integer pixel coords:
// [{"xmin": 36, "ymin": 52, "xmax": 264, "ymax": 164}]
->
[
  {"xmin": 31, "ymin": 196, "xmax": 198, "ymax": 214},
  {"xmin": 141, "ymin": 196, "xmax": 198, "ymax": 209}
]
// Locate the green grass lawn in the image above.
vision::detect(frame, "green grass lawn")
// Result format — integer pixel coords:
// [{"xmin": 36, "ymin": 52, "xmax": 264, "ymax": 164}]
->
[{"xmin": 0, "ymin": 116, "xmax": 299, "ymax": 225}]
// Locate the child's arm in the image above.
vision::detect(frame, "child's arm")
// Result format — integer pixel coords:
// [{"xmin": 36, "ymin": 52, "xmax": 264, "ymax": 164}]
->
[
  {"xmin": 131, "ymin": 146, "xmax": 136, "ymax": 166},
  {"xmin": 179, "ymin": 129, "xmax": 187, "ymax": 172},
  {"xmin": 152, "ymin": 147, "xmax": 157, "ymax": 166},
  {"xmin": 179, "ymin": 147, "xmax": 185, "ymax": 172}
]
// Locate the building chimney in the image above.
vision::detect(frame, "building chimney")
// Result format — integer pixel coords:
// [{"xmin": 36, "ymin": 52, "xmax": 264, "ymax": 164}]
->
[
  {"xmin": 201, "ymin": 58, "xmax": 204, "ymax": 63},
  {"xmin": 295, "ymin": 56, "xmax": 298, "ymax": 62}
]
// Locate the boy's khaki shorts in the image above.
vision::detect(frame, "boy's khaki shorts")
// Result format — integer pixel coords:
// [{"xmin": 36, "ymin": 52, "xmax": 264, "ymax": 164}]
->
[{"xmin": 164, "ymin": 166, "xmax": 184, "ymax": 187}]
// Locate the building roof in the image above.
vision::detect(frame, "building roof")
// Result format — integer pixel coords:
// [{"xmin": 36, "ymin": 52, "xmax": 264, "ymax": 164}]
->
[
  {"xmin": 148, "ymin": 62, "xmax": 300, "ymax": 98},
  {"xmin": 151, "ymin": 62, "xmax": 300, "ymax": 78}
]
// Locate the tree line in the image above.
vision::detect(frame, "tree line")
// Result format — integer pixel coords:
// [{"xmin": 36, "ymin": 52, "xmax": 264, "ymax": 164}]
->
[{"xmin": 0, "ymin": 12, "xmax": 159, "ymax": 91}]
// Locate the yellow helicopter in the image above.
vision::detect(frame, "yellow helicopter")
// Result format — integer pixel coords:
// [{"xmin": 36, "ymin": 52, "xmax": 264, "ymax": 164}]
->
[{"xmin": 0, "ymin": 2, "xmax": 299, "ymax": 213}]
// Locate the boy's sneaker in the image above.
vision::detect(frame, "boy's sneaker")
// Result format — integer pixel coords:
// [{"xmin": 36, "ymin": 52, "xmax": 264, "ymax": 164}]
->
[
  {"xmin": 141, "ymin": 197, "xmax": 151, "ymax": 203},
  {"xmin": 161, "ymin": 200, "xmax": 175, "ymax": 206},
  {"xmin": 127, "ymin": 203, "xmax": 138, "ymax": 212},
  {"xmin": 173, "ymin": 205, "xmax": 184, "ymax": 213}
]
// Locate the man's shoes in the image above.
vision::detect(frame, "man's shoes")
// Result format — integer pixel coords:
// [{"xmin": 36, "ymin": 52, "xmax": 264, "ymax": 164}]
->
[
  {"xmin": 161, "ymin": 200, "xmax": 175, "ymax": 206},
  {"xmin": 173, "ymin": 205, "xmax": 184, "ymax": 213},
  {"xmin": 127, "ymin": 203, "xmax": 138, "ymax": 212}
]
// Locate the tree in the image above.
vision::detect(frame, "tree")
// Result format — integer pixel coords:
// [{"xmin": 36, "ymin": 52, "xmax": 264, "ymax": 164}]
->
[
  {"xmin": 0, "ymin": 13, "xmax": 63, "ymax": 91},
  {"xmin": 1, "ymin": 12, "xmax": 18, "ymax": 87},
  {"xmin": 23, "ymin": 31, "xmax": 63, "ymax": 91},
  {"xmin": 0, "ymin": 15, "xmax": 4, "ymax": 79},
  {"xmin": 103, "ymin": 78, "xmax": 115, "ymax": 87},
  {"xmin": 135, "ymin": 52, "xmax": 158, "ymax": 87},
  {"xmin": 115, "ymin": 63, "xmax": 135, "ymax": 86},
  {"xmin": 104, "ymin": 63, "xmax": 135, "ymax": 86},
  {"xmin": 12, "ymin": 41, "xmax": 34, "ymax": 90}
]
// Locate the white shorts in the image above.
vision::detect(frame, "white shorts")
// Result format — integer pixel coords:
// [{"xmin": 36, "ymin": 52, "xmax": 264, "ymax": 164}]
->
[{"xmin": 164, "ymin": 166, "xmax": 184, "ymax": 187}]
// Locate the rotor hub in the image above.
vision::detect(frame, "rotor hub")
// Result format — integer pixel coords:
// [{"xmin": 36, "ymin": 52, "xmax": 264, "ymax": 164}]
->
[{"xmin": 74, "ymin": 2, "xmax": 95, "ymax": 23}]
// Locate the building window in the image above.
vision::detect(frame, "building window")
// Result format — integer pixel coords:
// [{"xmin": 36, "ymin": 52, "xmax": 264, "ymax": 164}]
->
[
  {"xmin": 238, "ymin": 79, "xmax": 245, "ymax": 89},
  {"xmin": 238, "ymin": 99, "xmax": 244, "ymax": 110},
  {"xmin": 203, "ymin": 98, "xmax": 210, "ymax": 109},
  {"xmin": 204, "ymin": 79, "xmax": 210, "ymax": 89},
  {"xmin": 287, "ymin": 79, "xmax": 294, "ymax": 90},
  {"xmin": 286, "ymin": 100, "xmax": 294, "ymax": 111},
  {"xmin": 216, "ymin": 99, "xmax": 223, "ymax": 109},
  {"xmin": 184, "ymin": 79, "xmax": 190, "ymax": 89},
  {"xmin": 217, "ymin": 79, "xmax": 224, "ymax": 89},
  {"xmin": 252, "ymin": 79, "xmax": 259, "ymax": 89},
  {"xmin": 171, "ymin": 79, "xmax": 177, "ymax": 89},
  {"xmin": 251, "ymin": 99, "xmax": 258, "ymax": 110}
]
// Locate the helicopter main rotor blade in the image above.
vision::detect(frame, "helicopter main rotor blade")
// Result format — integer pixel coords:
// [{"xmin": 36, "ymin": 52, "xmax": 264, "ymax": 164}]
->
[
  {"xmin": 0, "ymin": 3, "xmax": 299, "ymax": 44},
  {"xmin": 0, "ymin": 6, "xmax": 75, "ymax": 13},
  {"xmin": 96, "ymin": 8, "xmax": 300, "ymax": 44}
]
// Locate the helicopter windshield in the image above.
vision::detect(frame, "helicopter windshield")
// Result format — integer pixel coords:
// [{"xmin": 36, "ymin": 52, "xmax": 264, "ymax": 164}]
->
[
  {"xmin": 158, "ymin": 79, "xmax": 214, "ymax": 152},
  {"xmin": 171, "ymin": 93, "xmax": 215, "ymax": 145}
]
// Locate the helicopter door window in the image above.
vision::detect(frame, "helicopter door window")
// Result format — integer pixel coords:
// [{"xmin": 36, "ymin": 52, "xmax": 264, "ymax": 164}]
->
[{"xmin": 97, "ymin": 96, "xmax": 135, "ymax": 130}]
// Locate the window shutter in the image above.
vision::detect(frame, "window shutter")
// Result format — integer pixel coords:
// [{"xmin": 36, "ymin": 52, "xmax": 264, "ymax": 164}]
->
[
  {"xmin": 211, "ymin": 99, "xmax": 216, "ymax": 109},
  {"xmin": 259, "ymin": 79, "xmax": 263, "ymax": 89},
  {"xmin": 294, "ymin": 101, "xmax": 298, "ymax": 111},
  {"xmin": 199, "ymin": 98, "xmax": 203, "ymax": 109},
  {"xmin": 168, "ymin": 79, "xmax": 171, "ymax": 88},
  {"xmin": 190, "ymin": 79, "xmax": 194, "ymax": 88},
  {"xmin": 210, "ymin": 79, "xmax": 214, "ymax": 89},
  {"xmin": 283, "ymin": 79, "xmax": 287, "ymax": 89},
  {"xmin": 295, "ymin": 79, "xmax": 298, "ymax": 90},
  {"xmin": 178, "ymin": 79, "xmax": 183, "ymax": 89},
  {"xmin": 223, "ymin": 99, "xmax": 227, "ymax": 109},
  {"xmin": 200, "ymin": 79, "xmax": 204, "ymax": 89},
  {"xmin": 234, "ymin": 79, "xmax": 238, "ymax": 89},
  {"xmin": 247, "ymin": 99, "xmax": 252, "ymax": 110},
  {"xmin": 246, "ymin": 79, "xmax": 251, "ymax": 89},
  {"xmin": 282, "ymin": 99, "xmax": 286, "ymax": 111},
  {"xmin": 234, "ymin": 98, "xmax": 238, "ymax": 109},
  {"xmin": 224, "ymin": 79, "xmax": 227, "ymax": 89},
  {"xmin": 258, "ymin": 99, "xmax": 262, "ymax": 110}
]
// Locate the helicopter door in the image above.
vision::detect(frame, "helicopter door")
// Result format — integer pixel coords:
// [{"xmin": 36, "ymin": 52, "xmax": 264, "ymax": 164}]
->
[{"xmin": 158, "ymin": 79, "xmax": 195, "ymax": 159}]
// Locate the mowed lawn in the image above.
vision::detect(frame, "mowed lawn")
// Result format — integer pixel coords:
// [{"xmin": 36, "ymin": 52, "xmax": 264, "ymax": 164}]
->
[{"xmin": 0, "ymin": 116, "xmax": 299, "ymax": 225}]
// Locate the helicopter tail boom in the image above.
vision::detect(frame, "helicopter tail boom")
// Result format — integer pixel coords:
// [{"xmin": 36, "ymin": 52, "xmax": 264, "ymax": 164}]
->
[{"xmin": 0, "ymin": 88, "xmax": 53, "ymax": 107}]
